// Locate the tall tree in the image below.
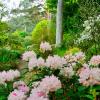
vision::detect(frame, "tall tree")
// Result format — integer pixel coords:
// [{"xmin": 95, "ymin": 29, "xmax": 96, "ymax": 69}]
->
[
  {"xmin": 8, "ymin": 0, "xmax": 46, "ymax": 33},
  {"xmin": 0, "ymin": 2, "xmax": 8, "ymax": 20},
  {"xmin": 46, "ymin": 0, "xmax": 79, "ymax": 46},
  {"xmin": 56, "ymin": 0, "xmax": 63, "ymax": 46}
]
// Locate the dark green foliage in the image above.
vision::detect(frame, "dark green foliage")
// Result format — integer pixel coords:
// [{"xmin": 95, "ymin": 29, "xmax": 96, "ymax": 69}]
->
[
  {"xmin": 0, "ymin": 21, "xmax": 9, "ymax": 33},
  {"xmin": 0, "ymin": 83, "xmax": 13, "ymax": 100},
  {"xmin": 53, "ymin": 45, "xmax": 66, "ymax": 56},
  {"xmin": 0, "ymin": 48, "xmax": 20, "ymax": 62},
  {"xmin": 0, "ymin": 48, "xmax": 20, "ymax": 70},
  {"xmin": 0, "ymin": 21, "xmax": 10, "ymax": 37},
  {"xmin": 63, "ymin": 33, "xmax": 76, "ymax": 48},
  {"xmin": 79, "ymin": 0, "xmax": 100, "ymax": 20},
  {"xmin": 0, "ymin": 34, "xmax": 8, "ymax": 47},
  {"xmin": 46, "ymin": 0, "xmax": 80, "ymax": 33}
]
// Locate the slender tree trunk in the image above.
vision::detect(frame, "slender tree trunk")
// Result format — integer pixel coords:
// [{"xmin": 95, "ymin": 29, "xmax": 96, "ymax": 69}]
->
[
  {"xmin": 47, "ymin": 10, "xmax": 52, "ymax": 36},
  {"xmin": 56, "ymin": 0, "xmax": 63, "ymax": 46}
]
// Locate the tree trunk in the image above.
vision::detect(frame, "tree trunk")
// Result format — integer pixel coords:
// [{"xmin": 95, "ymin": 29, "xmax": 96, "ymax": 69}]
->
[{"xmin": 56, "ymin": 0, "xmax": 63, "ymax": 46}]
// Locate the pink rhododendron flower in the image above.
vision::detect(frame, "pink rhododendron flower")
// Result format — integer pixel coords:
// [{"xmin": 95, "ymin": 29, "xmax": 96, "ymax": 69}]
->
[
  {"xmin": 6, "ymin": 70, "xmax": 15, "ymax": 81},
  {"xmin": 45, "ymin": 55, "xmax": 66, "ymax": 69},
  {"xmin": 0, "ymin": 70, "xmax": 20, "ymax": 84},
  {"xmin": 28, "ymin": 57, "xmax": 37, "ymax": 71},
  {"xmin": 60, "ymin": 66, "xmax": 74, "ymax": 78},
  {"xmin": 13, "ymin": 81, "xmax": 29, "ymax": 94},
  {"xmin": 22, "ymin": 51, "xmax": 36, "ymax": 61},
  {"xmin": 91, "ymin": 68, "xmax": 100, "ymax": 82},
  {"xmin": 78, "ymin": 67, "xmax": 100, "ymax": 86},
  {"xmin": 8, "ymin": 89, "xmax": 27, "ymax": 100},
  {"xmin": 37, "ymin": 57, "xmax": 45, "ymax": 68},
  {"xmin": 64, "ymin": 52, "xmax": 85, "ymax": 63},
  {"xmin": 89, "ymin": 55, "xmax": 100, "ymax": 66},
  {"xmin": 13, "ymin": 70, "xmax": 20, "ymax": 78},
  {"xmin": 39, "ymin": 75, "xmax": 62, "ymax": 92},
  {"xmin": 0, "ymin": 73, "xmax": 6, "ymax": 85},
  {"xmin": 18, "ymin": 85, "xmax": 29, "ymax": 93},
  {"xmin": 78, "ymin": 67, "xmax": 91, "ymax": 83},
  {"xmin": 13, "ymin": 81, "xmax": 25, "ymax": 88},
  {"xmin": 64, "ymin": 54, "xmax": 77, "ymax": 63},
  {"xmin": 75, "ymin": 52, "xmax": 85, "ymax": 61},
  {"xmin": 40, "ymin": 42, "xmax": 52, "ymax": 53},
  {"xmin": 27, "ymin": 95, "xmax": 49, "ymax": 100},
  {"xmin": 27, "ymin": 87, "xmax": 48, "ymax": 100},
  {"xmin": 6, "ymin": 70, "xmax": 20, "ymax": 81}
]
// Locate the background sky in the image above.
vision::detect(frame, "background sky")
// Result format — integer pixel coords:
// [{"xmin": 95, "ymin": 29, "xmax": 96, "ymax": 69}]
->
[
  {"xmin": 1, "ymin": 0, "xmax": 45, "ymax": 21},
  {"xmin": 1, "ymin": 0, "xmax": 45, "ymax": 10},
  {"xmin": 1, "ymin": 0, "xmax": 22, "ymax": 10}
]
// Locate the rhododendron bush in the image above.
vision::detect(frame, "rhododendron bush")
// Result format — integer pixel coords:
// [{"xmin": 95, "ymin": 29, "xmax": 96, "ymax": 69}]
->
[{"xmin": 0, "ymin": 42, "xmax": 100, "ymax": 100}]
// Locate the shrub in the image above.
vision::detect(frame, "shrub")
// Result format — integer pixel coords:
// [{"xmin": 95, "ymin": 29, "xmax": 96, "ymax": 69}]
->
[
  {"xmin": 8, "ymin": 42, "xmax": 99, "ymax": 100},
  {"xmin": 66, "ymin": 47, "xmax": 81, "ymax": 55},
  {"xmin": 76, "ymin": 15, "xmax": 100, "ymax": 56},
  {"xmin": 62, "ymin": 32, "xmax": 79, "ymax": 51},
  {"xmin": 0, "ymin": 48, "xmax": 20, "ymax": 70},
  {"xmin": 0, "ymin": 48, "xmax": 20, "ymax": 62},
  {"xmin": 0, "ymin": 42, "xmax": 100, "ymax": 100},
  {"xmin": 32, "ymin": 20, "xmax": 56, "ymax": 52}
]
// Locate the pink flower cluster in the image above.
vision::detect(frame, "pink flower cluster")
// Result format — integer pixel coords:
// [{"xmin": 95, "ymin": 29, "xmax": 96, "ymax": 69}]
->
[
  {"xmin": 0, "ymin": 70, "xmax": 20, "ymax": 85},
  {"xmin": 8, "ymin": 89, "xmax": 27, "ymax": 100},
  {"xmin": 22, "ymin": 51, "xmax": 36, "ymax": 61},
  {"xmin": 39, "ymin": 75, "xmax": 62, "ymax": 92},
  {"xmin": 8, "ymin": 75, "xmax": 61, "ymax": 100},
  {"xmin": 13, "ymin": 81, "xmax": 29, "ymax": 94},
  {"xmin": 78, "ymin": 67, "xmax": 100, "ymax": 86},
  {"xmin": 27, "ymin": 87, "xmax": 49, "ymax": 100},
  {"xmin": 65, "ymin": 52, "xmax": 85, "ymax": 63},
  {"xmin": 28, "ymin": 57, "xmax": 38, "ymax": 71},
  {"xmin": 28, "ymin": 75, "xmax": 61, "ymax": 100},
  {"xmin": 60, "ymin": 66, "xmax": 74, "ymax": 78},
  {"xmin": 40, "ymin": 42, "xmax": 52, "ymax": 53},
  {"xmin": 89, "ymin": 55, "xmax": 100, "ymax": 66},
  {"xmin": 37, "ymin": 57, "xmax": 45, "ymax": 68},
  {"xmin": 26, "ymin": 53, "xmax": 66, "ymax": 71},
  {"xmin": 28, "ymin": 57, "xmax": 45, "ymax": 71},
  {"xmin": 75, "ymin": 52, "xmax": 85, "ymax": 61},
  {"xmin": 45, "ymin": 55, "xmax": 66, "ymax": 69},
  {"xmin": 64, "ymin": 54, "xmax": 77, "ymax": 63},
  {"xmin": 8, "ymin": 81, "xmax": 29, "ymax": 100}
]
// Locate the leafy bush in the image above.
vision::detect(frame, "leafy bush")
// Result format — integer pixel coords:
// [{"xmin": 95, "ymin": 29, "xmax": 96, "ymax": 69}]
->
[
  {"xmin": 66, "ymin": 47, "xmax": 81, "ymax": 55},
  {"xmin": 53, "ymin": 44, "xmax": 66, "ymax": 56},
  {"xmin": 0, "ymin": 48, "xmax": 20, "ymax": 70},
  {"xmin": 22, "ymin": 36, "xmax": 33, "ymax": 50},
  {"xmin": 0, "ymin": 48, "xmax": 20, "ymax": 62},
  {"xmin": 0, "ymin": 83, "xmax": 13, "ymax": 100},
  {"xmin": 0, "ymin": 21, "xmax": 10, "ymax": 34},
  {"xmin": 0, "ymin": 42, "xmax": 100, "ymax": 100},
  {"xmin": 5, "ymin": 44, "xmax": 100, "ymax": 100},
  {"xmin": 76, "ymin": 15, "xmax": 100, "ymax": 57},
  {"xmin": 0, "ymin": 34, "xmax": 8, "ymax": 47},
  {"xmin": 0, "ymin": 61, "xmax": 19, "ymax": 71},
  {"xmin": 63, "ymin": 33, "xmax": 74, "ymax": 47},
  {"xmin": 32, "ymin": 20, "xmax": 56, "ymax": 52}
]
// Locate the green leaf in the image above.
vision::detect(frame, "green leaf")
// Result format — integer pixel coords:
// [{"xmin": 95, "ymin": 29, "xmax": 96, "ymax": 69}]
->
[
  {"xmin": 78, "ymin": 86, "xmax": 87, "ymax": 92},
  {"xmin": 0, "ymin": 96, "xmax": 7, "ymax": 100},
  {"xmin": 84, "ymin": 95, "xmax": 94, "ymax": 100},
  {"xmin": 55, "ymin": 88, "xmax": 63, "ymax": 96},
  {"xmin": 93, "ymin": 85, "xmax": 100, "ymax": 91}
]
